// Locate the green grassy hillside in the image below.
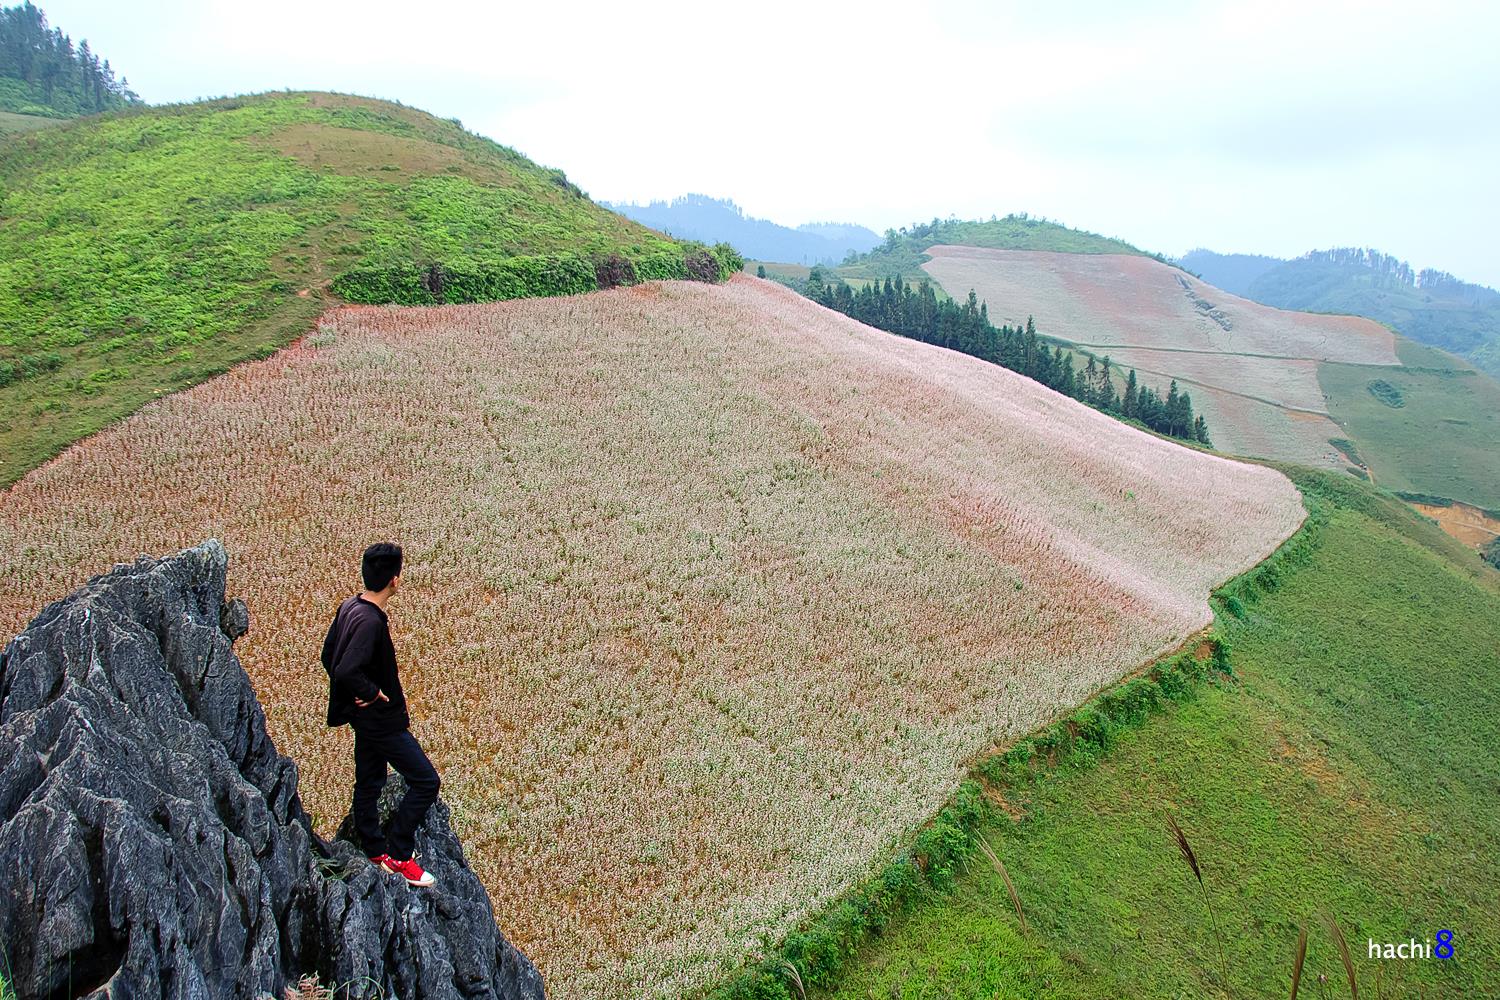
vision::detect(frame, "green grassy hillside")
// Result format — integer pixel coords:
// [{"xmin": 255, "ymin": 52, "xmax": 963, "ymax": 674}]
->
[
  {"xmin": 717, "ymin": 470, "xmax": 1499, "ymax": 999},
  {"xmin": 835, "ymin": 215, "xmax": 1156, "ymax": 284},
  {"xmin": 0, "ymin": 108, "xmax": 54, "ymax": 134},
  {"xmin": 0, "ymin": 90, "xmax": 737, "ymax": 486},
  {"xmin": 1320, "ymin": 339, "xmax": 1500, "ymax": 510}
]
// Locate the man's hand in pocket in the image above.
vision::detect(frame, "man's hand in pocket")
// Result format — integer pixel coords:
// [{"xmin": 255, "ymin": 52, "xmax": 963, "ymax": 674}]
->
[{"xmin": 353, "ymin": 690, "xmax": 390, "ymax": 708}]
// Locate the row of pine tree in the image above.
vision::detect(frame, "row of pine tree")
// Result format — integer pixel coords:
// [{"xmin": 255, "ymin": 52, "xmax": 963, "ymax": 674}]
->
[
  {"xmin": 803, "ymin": 269, "xmax": 1211, "ymax": 445},
  {"xmin": 0, "ymin": 2, "xmax": 138, "ymax": 116}
]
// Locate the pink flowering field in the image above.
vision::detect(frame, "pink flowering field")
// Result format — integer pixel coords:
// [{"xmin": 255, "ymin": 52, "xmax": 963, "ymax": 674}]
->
[
  {"xmin": 921, "ymin": 245, "xmax": 1399, "ymax": 468},
  {"xmin": 0, "ymin": 276, "xmax": 1304, "ymax": 998}
]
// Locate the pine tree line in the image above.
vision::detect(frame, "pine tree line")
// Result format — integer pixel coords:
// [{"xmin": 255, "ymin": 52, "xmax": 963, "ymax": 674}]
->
[
  {"xmin": 0, "ymin": 2, "xmax": 139, "ymax": 117},
  {"xmin": 1299, "ymin": 248, "xmax": 1498, "ymax": 306},
  {"xmin": 805, "ymin": 269, "xmax": 1211, "ymax": 445}
]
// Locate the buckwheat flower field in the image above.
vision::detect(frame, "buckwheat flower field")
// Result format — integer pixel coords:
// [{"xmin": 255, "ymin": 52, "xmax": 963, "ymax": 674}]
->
[{"xmin": 0, "ymin": 276, "xmax": 1305, "ymax": 998}]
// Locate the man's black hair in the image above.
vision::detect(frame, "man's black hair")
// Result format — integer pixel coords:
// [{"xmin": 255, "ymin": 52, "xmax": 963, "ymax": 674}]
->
[{"xmin": 362, "ymin": 542, "xmax": 403, "ymax": 592}]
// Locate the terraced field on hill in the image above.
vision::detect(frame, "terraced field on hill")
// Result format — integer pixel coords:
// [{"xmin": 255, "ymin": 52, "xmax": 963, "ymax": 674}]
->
[
  {"xmin": 0, "ymin": 276, "xmax": 1303, "ymax": 999},
  {"xmin": 813, "ymin": 470, "xmax": 1500, "ymax": 999},
  {"xmin": 921, "ymin": 245, "xmax": 1500, "ymax": 509}
]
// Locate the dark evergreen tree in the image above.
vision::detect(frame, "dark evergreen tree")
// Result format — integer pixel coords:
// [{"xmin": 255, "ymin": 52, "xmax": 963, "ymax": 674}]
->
[
  {"xmin": 0, "ymin": 2, "xmax": 139, "ymax": 116},
  {"xmin": 803, "ymin": 273, "xmax": 1208, "ymax": 443}
]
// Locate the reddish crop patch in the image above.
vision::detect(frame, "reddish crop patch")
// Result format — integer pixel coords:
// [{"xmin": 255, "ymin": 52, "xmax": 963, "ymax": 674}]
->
[
  {"xmin": 0, "ymin": 276, "xmax": 1304, "ymax": 998},
  {"xmin": 920, "ymin": 246, "xmax": 1400, "ymax": 469}
]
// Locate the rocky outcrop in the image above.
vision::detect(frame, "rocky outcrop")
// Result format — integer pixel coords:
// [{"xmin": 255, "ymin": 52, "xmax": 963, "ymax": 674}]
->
[{"xmin": 0, "ymin": 541, "xmax": 545, "ymax": 1000}]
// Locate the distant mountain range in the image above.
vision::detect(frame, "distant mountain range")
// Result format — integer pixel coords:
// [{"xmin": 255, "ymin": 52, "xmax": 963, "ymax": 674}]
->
[
  {"xmin": 608, "ymin": 194, "xmax": 881, "ymax": 264},
  {"xmin": 1182, "ymin": 248, "xmax": 1500, "ymax": 379}
]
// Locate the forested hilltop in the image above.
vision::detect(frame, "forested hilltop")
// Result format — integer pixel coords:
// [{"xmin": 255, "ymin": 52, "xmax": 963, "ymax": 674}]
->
[
  {"xmin": 1185, "ymin": 247, "xmax": 1500, "ymax": 379},
  {"xmin": 838, "ymin": 214, "xmax": 1159, "ymax": 283},
  {"xmin": 0, "ymin": 1, "xmax": 138, "ymax": 117}
]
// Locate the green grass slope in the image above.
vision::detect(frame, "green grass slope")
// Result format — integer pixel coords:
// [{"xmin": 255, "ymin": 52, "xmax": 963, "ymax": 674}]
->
[
  {"xmin": 835, "ymin": 215, "xmax": 1156, "ymax": 285},
  {"xmin": 719, "ymin": 470, "xmax": 1498, "ymax": 999},
  {"xmin": 0, "ymin": 108, "xmax": 55, "ymax": 135},
  {"xmin": 1320, "ymin": 339, "xmax": 1500, "ymax": 511},
  {"xmin": 0, "ymin": 90, "xmax": 734, "ymax": 486}
]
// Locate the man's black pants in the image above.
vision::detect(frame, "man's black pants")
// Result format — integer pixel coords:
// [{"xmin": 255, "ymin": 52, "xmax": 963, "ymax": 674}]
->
[{"xmin": 351, "ymin": 726, "xmax": 440, "ymax": 861}]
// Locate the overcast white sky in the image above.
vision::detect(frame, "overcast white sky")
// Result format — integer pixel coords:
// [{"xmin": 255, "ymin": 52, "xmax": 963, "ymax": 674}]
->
[{"xmin": 37, "ymin": 0, "xmax": 1500, "ymax": 285}]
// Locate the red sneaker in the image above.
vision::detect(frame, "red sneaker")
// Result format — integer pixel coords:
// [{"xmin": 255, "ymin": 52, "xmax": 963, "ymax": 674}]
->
[{"xmin": 380, "ymin": 854, "xmax": 436, "ymax": 887}]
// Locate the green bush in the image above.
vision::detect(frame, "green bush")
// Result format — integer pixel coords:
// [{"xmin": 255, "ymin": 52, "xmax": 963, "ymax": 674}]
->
[
  {"xmin": 1367, "ymin": 378, "xmax": 1405, "ymax": 407},
  {"xmin": 633, "ymin": 249, "xmax": 689, "ymax": 282},
  {"xmin": 331, "ymin": 244, "xmax": 747, "ymax": 306},
  {"xmin": 712, "ymin": 241, "xmax": 746, "ymax": 276},
  {"xmin": 330, "ymin": 255, "xmax": 599, "ymax": 305},
  {"xmin": 0, "ymin": 351, "xmax": 63, "ymax": 387}
]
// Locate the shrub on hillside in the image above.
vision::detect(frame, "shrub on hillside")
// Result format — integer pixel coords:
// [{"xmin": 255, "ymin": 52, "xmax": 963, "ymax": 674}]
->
[
  {"xmin": 594, "ymin": 253, "xmax": 638, "ymax": 290},
  {"xmin": 634, "ymin": 249, "xmax": 689, "ymax": 282},
  {"xmin": 1368, "ymin": 378, "xmax": 1405, "ymax": 407},
  {"xmin": 0, "ymin": 351, "xmax": 63, "ymax": 386},
  {"xmin": 712, "ymin": 241, "xmax": 746, "ymax": 276},
  {"xmin": 683, "ymin": 246, "xmax": 722, "ymax": 283},
  {"xmin": 332, "ymin": 255, "xmax": 598, "ymax": 305},
  {"xmin": 1484, "ymin": 537, "xmax": 1500, "ymax": 570},
  {"xmin": 333, "ymin": 245, "xmax": 744, "ymax": 306}
]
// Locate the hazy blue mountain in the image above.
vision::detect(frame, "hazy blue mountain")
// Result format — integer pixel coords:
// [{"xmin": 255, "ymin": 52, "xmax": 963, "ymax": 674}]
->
[
  {"xmin": 797, "ymin": 222, "xmax": 879, "ymax": 244},
  {"xmin": 1179, "ymin": 249, "xmax": 1286, "ymax": 297},
  {"xmin": 608, "ymin": 194, "xmax": 880, "ymax": 264}
]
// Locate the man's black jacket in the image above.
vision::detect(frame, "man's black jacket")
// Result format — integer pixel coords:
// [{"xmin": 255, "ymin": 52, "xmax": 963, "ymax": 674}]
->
[{"xmin": 321, "ymin": 595, "xmax": 410, "ymax": 733}]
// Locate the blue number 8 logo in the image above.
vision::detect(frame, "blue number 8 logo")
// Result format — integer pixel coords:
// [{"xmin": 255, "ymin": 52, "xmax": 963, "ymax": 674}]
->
[{"xmin": 1435, "ymin": 929, "xmax": 1454, "ymax": 960}]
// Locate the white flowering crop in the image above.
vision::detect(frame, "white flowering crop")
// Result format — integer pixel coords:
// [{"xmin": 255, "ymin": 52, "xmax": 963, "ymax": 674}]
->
[{"xmin": 0, "ymin": 277, "xmax": 1304, "ymax": 999}]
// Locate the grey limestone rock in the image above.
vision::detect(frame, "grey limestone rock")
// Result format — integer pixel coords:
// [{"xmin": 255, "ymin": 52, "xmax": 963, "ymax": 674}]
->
[{"xmin": 0, "ymin": 540, "xmax": 545, "ymax": 1000}]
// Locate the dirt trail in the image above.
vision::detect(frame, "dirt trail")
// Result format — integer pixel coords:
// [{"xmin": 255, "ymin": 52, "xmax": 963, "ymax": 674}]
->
[{"xmin": 1411, "ymin": 501, "xmax": 1500, "ymax": 548}]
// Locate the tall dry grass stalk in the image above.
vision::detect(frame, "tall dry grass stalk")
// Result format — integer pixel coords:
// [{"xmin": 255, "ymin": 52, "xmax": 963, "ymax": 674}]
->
[
  {"xmin": 780, "ymin": 959, "xmax": 807, "ymax": 1000},
  {"xmin": 1289, "ymin": 924, "xmax": 1308, "ymax": 1000},
  {"xmin": 284, "ymin": 976, "xmax": 329, "ymax": 1000},
  {"xmin": 976, "ymin": 833, "xmax": 1028, "ymax": 935},
  {"xmin": 1323, "ymin": 912, "xmax": 1358, "ymax": 999},
  {"xmin": 1166, "ymin": 814, "xmax": 1232, "ymax": 999}
]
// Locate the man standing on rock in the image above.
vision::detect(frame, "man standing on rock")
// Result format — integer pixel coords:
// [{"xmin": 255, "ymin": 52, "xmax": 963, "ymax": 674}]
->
[{"xmin": 321, "ymin": 541, "xmax": 440, "ymax": 888}]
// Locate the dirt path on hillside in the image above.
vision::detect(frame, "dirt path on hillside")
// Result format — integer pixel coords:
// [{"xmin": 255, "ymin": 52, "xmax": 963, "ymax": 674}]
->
[{"xmin": 1411, "ymin": 501, "xmax": 1500, "ymax": 548}]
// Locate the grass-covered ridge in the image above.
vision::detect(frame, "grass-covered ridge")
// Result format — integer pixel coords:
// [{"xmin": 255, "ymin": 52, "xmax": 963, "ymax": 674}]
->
[
  {"xmin": 712, "ymin": 468, "xmax": 1498, "ymax": 998},
  {"xmin": 1319, "ymin": 339, "xmax": 1500, "ymax": 510},
  {"xmin": 0, "ymin": 90, "xmax": 737, "ymax": 486},
  {"xmin": 836, "ymin": 214, "xmax": 1156, "ymax": 284}
]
